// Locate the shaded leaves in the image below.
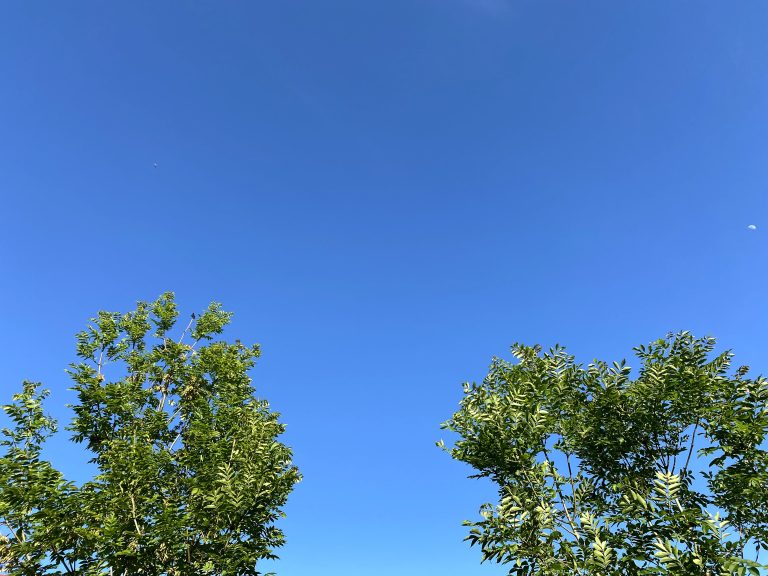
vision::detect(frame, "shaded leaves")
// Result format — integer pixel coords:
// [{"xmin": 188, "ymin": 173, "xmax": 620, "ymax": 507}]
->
[{"xmin": 1, "ymin": 293, "xmax": 299, "ymax": 576}]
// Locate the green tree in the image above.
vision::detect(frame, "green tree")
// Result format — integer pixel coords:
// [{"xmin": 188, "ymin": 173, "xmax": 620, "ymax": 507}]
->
[
  {"xmin": 0, "ymin": 293, "xmax": 300, "ymax": 576},
  {"xmin": 440, "ymin": 332, "xmax": 768, "ymax": 575}
]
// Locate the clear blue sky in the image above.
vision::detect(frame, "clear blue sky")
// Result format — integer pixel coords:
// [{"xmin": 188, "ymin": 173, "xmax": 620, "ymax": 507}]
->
[{"xmin": 1, "ymin": 1, "xmax": 767, "ymax": 575}]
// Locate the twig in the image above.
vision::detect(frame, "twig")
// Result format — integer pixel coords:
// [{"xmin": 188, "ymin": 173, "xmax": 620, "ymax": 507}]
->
[
  {"xmin": 129, "ymin": 493, "xmax": 142, "ymax": 535},
  {"xmin": 169, "ymin": 429, "xmax": 185, "ymax": 452},
  {"xmin": 178, "ymin": 315, "xmax": 195, "ymax": 345},
  {"xmin": 565, "ymin": 452, "xmax": 580, "ymax": 518},
  {"xmin": 682, "ymin": 419, "xmax": 699, "ymax": 475},
  {"xmin": 1, "ymin": 521, "xmax": 23, "ymax": 544},
  {"xmin": 543, "ymin": 447, "xmax": 582, "ymax": 541}
]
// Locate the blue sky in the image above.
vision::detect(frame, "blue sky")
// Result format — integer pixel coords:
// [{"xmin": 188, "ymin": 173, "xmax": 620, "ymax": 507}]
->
[{"xmin": 1, "ymin": 1, "xmax": 767, "ymax": 574}]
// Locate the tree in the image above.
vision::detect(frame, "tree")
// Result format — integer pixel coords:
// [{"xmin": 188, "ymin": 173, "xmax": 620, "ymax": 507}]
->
[
  {"xmin": 0, "ymin": 293, "xmax": 300, "ymax": 576},
  {"xmin": 440, "ymin": 332, "xmax": 768, "ymax": 575}
]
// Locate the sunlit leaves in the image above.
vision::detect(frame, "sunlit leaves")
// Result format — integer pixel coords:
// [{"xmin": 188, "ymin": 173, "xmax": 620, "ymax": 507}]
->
[{"xmin": 442, "ymin": 332, "xmax": 768, "ymax": 575}]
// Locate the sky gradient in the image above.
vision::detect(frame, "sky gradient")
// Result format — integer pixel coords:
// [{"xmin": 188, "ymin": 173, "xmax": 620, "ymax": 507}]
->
[{"xmin": 1, "ymin": 2, "xmax": 768, "ymax": 575}]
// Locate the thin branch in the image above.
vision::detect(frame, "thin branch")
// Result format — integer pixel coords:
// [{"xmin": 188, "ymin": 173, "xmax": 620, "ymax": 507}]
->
[
  {"xmin": 670, "ymin": 438, "xmax": 678, "ymax": 475},
  {"xmin": 650, "ymin": 434, "xmax": 668, "ymax": 473},
  {"xmin": 167, "ymin": 404, "xmax": 185, "ymax": 425},
  {"xmin": 681, "ymin": 419, "xmax": 699, "ymax": 475},
  {"xmin": 228, "ymin": 437, "xmax": 237, "ymax": 466},
  {"xmin": 1, "ymin": 521, "xmax": 23, "ymax": 544},
  {"xmin": 157, "ymin": 370, "xmax": 173, "ymax": 411},
  {"xmin": 556, "ymin": 521, "xmax": 580, "ymax": 540},
  {"xmin": 178, "ymin": 315, "xmax": 195, "ymax": 345},
  {"xmin": 565, "ymin": 452, "xmax": 580, "ymax": 518},
  {"xmin": 129, "ymin": 494, "xmax": 142, "ymax": 536},
  {"xmin": 542, "ymin": 447, "xmax": 582, "ymax": 541},
  {"xmin": 61, "ymin": 556, "xmax": 76, "ymax": 575},
  {"xmin": 169, "ymin": 429, "xmax": 185, "ymax": 452},
  {"xmin": 189, "ymin": 336, "xmax": 203, "ymax": 353}
]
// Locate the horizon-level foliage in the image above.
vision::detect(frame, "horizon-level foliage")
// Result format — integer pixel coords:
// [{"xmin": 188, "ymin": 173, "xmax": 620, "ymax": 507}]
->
[
  {"xmin": 0, "ymin": 293, "xmax": 300, "ymax": 576},
  {"xmin": 441, "ymin": 332, "xmax": 768, "ymax": 575}
]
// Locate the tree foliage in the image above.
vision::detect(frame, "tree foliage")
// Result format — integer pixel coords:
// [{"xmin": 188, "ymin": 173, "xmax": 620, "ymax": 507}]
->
[
  {"xmin": 0, "ymin": 293, "xmax": 300, "ymax": 576},
  {"xmin": 441, "ymin": 332, "xmax": 768, "ymax": 575}
]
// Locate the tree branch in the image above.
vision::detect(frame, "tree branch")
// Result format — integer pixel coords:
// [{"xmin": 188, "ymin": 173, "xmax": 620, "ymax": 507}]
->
[
  {"xmin": 129, "ymin": 493, "xmax": 142, "ymax": 536},
  {"xmin": 178, "ymin": 315, "xmax": 196, "ymax": 345},
  {"xmin": 681, "ymin": 419, "xmax": 699, "ymax": 475},
  {"xmin": 542, "ymin": 446, "xmax": 582, "ymax": 542}
]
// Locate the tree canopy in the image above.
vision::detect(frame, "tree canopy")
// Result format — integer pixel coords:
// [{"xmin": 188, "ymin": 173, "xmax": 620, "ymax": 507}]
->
[
  {"xmin": 441, "ymin": 332, "xmax": 768, "ymax": 575},
  {"xmin": 0, "ymin": 293, "xmax": 300, "ymax": 576}
]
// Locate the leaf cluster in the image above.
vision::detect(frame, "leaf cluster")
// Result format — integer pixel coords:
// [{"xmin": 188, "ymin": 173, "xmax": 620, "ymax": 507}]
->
[
  {"xmin": 441, "ymin": 332, "xmax": 768, "ymax": 575},
  {"xmin": 0, "ymin": 293, "xmax": 300, "ymax": 576}
]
